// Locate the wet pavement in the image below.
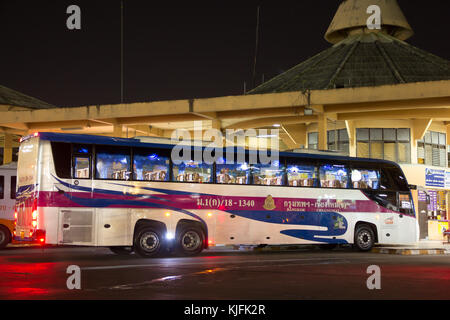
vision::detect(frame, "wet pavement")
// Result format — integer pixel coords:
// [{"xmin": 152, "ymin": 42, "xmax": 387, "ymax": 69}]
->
[{"xmin": 0, "ymin": 246, "xmax": 449, "ymax": 300}]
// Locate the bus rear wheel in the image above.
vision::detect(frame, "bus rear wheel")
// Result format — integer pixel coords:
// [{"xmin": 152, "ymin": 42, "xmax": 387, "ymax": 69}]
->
[
  {"xmin": 0, "ymin": 225, "xmax": 11, "ymax": 249},
  {"xmin": 134, "ymin": 227, "xmax": 164, "ymax": 258},
  {"xmin": 354, "ymin": 225, "xmax": 375, "ymax": 251},
  {"xmin": 176, "ymin": 227, "xmax": 204, "ymax": 256}
]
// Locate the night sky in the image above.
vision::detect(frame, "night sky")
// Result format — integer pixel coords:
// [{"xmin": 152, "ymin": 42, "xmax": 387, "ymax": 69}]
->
[{"xmin": 0, "ymin": 0, "xmax": 449, "ymax": 107}]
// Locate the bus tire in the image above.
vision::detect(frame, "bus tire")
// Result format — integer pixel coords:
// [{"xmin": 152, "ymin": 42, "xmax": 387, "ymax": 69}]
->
[
  {"xmin": 0, "ymin": 225, "xmax": 11, "ymax": 249},
  {"xmin": 176, "ymin": 227, "xmax": 204, "ymax": 256},
  {"xmin": 109, "ymin": 246, "xmax": 133, "ymax": 255},
  {"xmin": 354, "ymin": 224, "xmax": 375, "ymax": 252},
  {"xmin": 134, "ymin": 227, "xmax": 164, "ymax": 258}
]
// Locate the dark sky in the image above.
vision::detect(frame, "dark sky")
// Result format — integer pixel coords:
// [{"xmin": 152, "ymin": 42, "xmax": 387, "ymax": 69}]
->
[{"xmin": 0, "ymin": 0, "xmax": 449, "ymax": 107}]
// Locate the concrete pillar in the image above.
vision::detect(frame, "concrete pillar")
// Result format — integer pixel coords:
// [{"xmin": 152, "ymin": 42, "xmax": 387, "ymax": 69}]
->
[
  {"xmin": 113, "ymin": 125, "xmax": 124, "ymax": 138},
  {"xmin": 345, "ymin": 120, "xmax": 356, "ymax": 157},
  {"xmin": 317, "ymin": 114, "xmax": 327, "ymax": 150},
  {"xmin": 411, "ymin": 119, "xmax": 432, "ymax": 165},
  {"xmin": 3, "ymin": 133, "xmax": 13, "ymax": 165}
]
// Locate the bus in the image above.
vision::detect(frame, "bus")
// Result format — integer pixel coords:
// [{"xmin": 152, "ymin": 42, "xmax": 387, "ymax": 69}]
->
[
  {"xmin": 14, "ymin": 132, "xmax": 418, "ymax": 257},
  {"xmin": 0, "ymin": 162, "xmax": 17, "ymax": 249}
]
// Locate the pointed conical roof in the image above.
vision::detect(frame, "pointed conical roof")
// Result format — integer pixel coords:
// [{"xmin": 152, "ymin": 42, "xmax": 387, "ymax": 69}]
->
[
  {"xmin": 0, "ymin": 85, "xmax": 55, "ymax": 109},
  {"xmin": 249, "ymin": 0, "xmax": 450, "ymax": 94},
  {"xmin": 325, "ymin": 0, "xmax": 413, "ymax": 44}
]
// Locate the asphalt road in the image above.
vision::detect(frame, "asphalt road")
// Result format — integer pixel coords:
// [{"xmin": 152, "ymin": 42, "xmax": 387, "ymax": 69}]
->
[{"xmin": 0, "ymin": 246, "xmax": 449, "ymax": 300}]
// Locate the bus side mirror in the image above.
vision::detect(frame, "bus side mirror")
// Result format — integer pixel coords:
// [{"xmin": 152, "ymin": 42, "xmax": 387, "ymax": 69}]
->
[{"xmin": 408, "ymin": 184, "xmax": 417, "ymax": 190}]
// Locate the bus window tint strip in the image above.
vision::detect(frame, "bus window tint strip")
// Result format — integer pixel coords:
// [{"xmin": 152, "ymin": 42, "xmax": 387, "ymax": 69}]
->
[
  {"xmin": 320, "ymin": 164, "xmax": 349, "ymax": 189},
  {"xmin": 173, "ymin": 160, "xmax": 212, "ymax": 183},
  {"xmin": 133, "ymin": 150, "xmax": 169, "ymax": 181},
  {"xmin": 216, "ymin": 162, "xmax": 250, "ymax": 184},
  {"xmin": 351, "ymin": 169, "xmax": 380, "ymax": 189},
  {"xmin": 287, "ymin": 164, "xmax": 317, "ymax": 187},
  {"xmin": 51, "ymin": 140, "xmax": 411, "ymax": 193},
  {"xmin": 251, "ymin": 161, "xmax": 284, "ymax": 186},
  {"xmin": 96, "ymin": 146, "xmax": 131, "ymax": 180}
]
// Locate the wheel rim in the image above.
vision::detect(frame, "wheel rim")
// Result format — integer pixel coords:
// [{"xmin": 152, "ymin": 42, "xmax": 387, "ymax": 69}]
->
[
  {"xmin": 181, "ymin": 231, "xmax": 201, "ymax": 251},
  {"xmin": 357, "ymin": 230, "xmax": 372, "ymax": 249},
  {"xmin": 140, "ymin": 231, "xmax": 160, "ymax": 253}
]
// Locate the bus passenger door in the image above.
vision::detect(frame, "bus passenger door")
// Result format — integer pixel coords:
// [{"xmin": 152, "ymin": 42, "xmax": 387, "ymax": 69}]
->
[
  {"xmin": 365, "ymin": 190, "xmax": 401, "ymax": 244},
  {"xmin": 396, "ymin": 192, "xmax": 417, "ymax": 244}
]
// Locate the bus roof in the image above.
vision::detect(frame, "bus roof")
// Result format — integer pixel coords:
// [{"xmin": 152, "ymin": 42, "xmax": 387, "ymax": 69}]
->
[{"xmin": 32, "ymin": 132, "xmax": 400, "ymax": 167}]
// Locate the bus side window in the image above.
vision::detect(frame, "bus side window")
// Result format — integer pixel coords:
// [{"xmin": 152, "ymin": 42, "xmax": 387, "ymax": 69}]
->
[
  {"xmin": 319, "ymin": 164, "xmax": 349, "ymax": 189},
  {"xmin": 51, "ymin": 142, "xmax": 71, "ymax": 179},
  {"xmin": 251, "ymin": 161, "xmax": 284, "ymax": 186},
  {"xmin": 398, "ymin": 193, "xmax": 413, "ymax": 214},
  {"xmin": 0, "ymin": 176, "xmax": 3, "ymax": 199},
  {"xmin": 73, "ymin": 144, "xmax": 92, "ymax": 179},
  {"xmin": 287, "ymin": 164, "xmax": 317, "ymax": 187},
  {"xmin": 74, "ymin": 157, "xmax": 90, "ymax": 178},
  {"xmin": 10, "ymin": 176, "xmax": 16, "ymax": 199},
  {"xmin": 381, "ymin": 166, "xmax": 409, "ymax": 191},
  {"xmin": 133, "ymin": 148, "xmax": 169, "ymax": 181},
  {"xmin": 351, "ymin": 169, "xmax": 380, "ymax": 189},
  {"xmin": 216, "ymin": 161, "xmax": 250, "ymax": 185},
  {"xmin": 172, "ymin": 160, "xmax": 212, "ymax": 183},
  {"xmin": 96, "ymin": 146, "xmax": 131, "ymax": 180}
]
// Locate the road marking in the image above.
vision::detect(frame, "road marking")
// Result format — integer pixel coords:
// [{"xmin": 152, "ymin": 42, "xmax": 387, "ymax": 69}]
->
[{"xmin": 81, "ymin": 257, "xmax": 347, "ymax": 271}]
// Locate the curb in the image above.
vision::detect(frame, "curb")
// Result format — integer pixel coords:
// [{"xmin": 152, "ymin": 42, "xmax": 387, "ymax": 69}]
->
[{"xmin": 371, "ymin": 247, "xmax": 446, "ymax": 255}]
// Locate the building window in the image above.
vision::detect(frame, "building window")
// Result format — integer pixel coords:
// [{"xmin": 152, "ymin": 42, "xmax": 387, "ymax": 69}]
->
[
  {"xmin": 417, "ymin": 131, "xmax": 446, "ymax": 167},
  {"xmin": 308, "ymin": 130, "xmax": 349, "ymax": 154},
  {"xmin": 308, "ymin": 132, "xmax": 318, "ymax": 150},
  {"xmin": 356, "ymin": 128, "xmax": 411, "ymax": 163},
  {"xmin": 10, "ymin": 176, "xmax": 16, "ymax": 199},
  {"xmin": 327, "ymin": 129, "xmax": 349, "ymax": 155}
]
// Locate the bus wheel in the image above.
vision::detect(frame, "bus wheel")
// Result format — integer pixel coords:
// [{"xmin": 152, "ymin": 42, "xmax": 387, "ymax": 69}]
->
[
  {"xmin": 354, "ymin": 225, "xmax": 375, "ymax": 252},
  {"xmin": 134, "ymin": 227, "xmax": 164, "ymax": 258},
  {"xmin": 176, "ymin": 227, "xmax": 204, "ymax": 256},
  {"xmin": 0, "ymin": 225, "xmax": 11, "ymax": 249},
  {"xmin": 109, "ymin": 246, "xmax": 133, "ymax": 255}
]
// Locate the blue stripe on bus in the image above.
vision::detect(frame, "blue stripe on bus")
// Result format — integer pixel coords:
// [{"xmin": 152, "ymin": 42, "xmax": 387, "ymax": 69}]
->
[{"xmin": 227, "ymin": 209, "xmax": 348, "ymax": 243}]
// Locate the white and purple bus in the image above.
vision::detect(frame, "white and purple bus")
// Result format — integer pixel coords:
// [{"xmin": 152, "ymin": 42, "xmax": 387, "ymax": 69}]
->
[{"xmin": 14, "ymin": 132, "xmax": 418, "ymax": 257}]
